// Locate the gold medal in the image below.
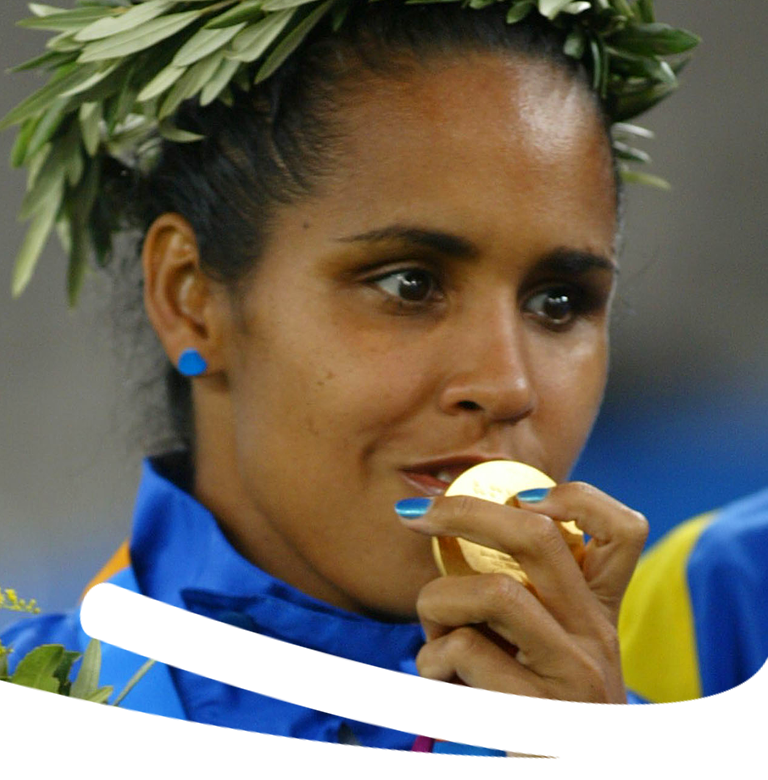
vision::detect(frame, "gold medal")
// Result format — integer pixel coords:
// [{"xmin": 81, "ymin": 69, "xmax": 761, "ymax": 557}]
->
[{"xmin": 431, "ymin": 461, "xmax": 584, "ymax": 587}]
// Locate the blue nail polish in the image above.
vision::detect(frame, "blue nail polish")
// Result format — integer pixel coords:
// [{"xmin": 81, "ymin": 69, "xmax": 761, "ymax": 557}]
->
[
  {"xmin": 394, "ymin": 497, "xmax": 433, "ymax": 519},
  {"xmin": 516, "ymin": 487, "xmax": 550, "ymax": 503}
]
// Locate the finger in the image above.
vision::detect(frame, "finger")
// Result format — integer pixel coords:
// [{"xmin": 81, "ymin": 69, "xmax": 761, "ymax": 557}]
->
[
  {"xmin": 515, "ymin": 482, "xmax": 648, "ymax": 622},
  {"xmin": 405, "ymin": 494, "xmax": 596, "ymax": 629},
  {"xmin": 416, "ymin": 572, "xmax": 575, "ymax": 677},
  {"xmin": 416, "ymin": 623, "xmax": 621, "ymax": 702},
  {"xmin": 416, "ymin": 624, "xmax": 549, "ymax": 697}
]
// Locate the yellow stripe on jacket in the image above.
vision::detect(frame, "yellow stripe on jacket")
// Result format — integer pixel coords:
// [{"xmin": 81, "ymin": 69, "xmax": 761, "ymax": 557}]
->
[{"xmin": 618, "ymin": 513, "xmax": 715, "ymax": 703}]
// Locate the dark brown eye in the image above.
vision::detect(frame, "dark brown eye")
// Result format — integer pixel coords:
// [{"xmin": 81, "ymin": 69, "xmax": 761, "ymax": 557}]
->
[
  {"xmin": 372, "ymin": 269, "xmax": 437, "ymax": 302},
  {"xmin": 525, "ymin": 288, "xmax": 577, "ymax": 326}
]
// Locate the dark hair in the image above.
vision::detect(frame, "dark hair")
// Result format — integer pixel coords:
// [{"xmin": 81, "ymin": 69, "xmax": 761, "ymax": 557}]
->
[{"xmin": 118, "ymin": 1, "xmax": 618, "ymax": 454}]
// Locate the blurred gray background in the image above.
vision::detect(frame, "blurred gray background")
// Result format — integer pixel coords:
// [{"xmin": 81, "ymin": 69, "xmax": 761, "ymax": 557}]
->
[{"xmin": 1, "ymin": 1, "xmax": 766, "ymax": 628}]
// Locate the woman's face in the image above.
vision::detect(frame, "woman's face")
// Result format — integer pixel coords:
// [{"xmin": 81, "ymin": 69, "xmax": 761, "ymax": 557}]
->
[{"xmin": 200, "ymin": 53, "xmax": 618, "ymax": 620}]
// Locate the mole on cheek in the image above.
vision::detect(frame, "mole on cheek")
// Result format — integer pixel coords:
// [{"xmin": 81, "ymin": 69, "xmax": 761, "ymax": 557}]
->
[{"xmin": 315, "ymin": 369, "xmax": 336, "ymax": 388}]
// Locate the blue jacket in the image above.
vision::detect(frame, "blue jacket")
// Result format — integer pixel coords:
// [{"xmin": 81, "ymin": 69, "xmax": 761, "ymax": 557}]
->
[
  {"xmin": 2, "ymin": 454, "xmax": 504, "ymax": 754},
  {"xmin": 619, "ymin": 487, "xmax": 768, "ymax": 702}
]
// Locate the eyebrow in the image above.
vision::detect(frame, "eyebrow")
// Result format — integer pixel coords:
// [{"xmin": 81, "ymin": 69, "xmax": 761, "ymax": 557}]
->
[
  {"xmin": 336, "ymin": 224, "xmax": 479, "ymax": 259},
  {"xmin": 539, "ymin": 247, "xmax": 619, "ymax": 276},
  {"xmin": 336, "ymin": 224, "xmax": 616, "ymax": 275},
  {"xmin": 537, "ymin": 248, "xmax": 618, "ymax": 277}
]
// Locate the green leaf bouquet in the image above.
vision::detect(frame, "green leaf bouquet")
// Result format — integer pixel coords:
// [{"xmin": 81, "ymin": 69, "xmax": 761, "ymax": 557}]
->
[{"xmin": 1, "ymin": 586, "xmax": 153, "ymax": 705}]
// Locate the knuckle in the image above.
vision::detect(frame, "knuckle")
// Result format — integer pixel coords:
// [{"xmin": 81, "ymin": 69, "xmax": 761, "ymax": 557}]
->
[
  {"xmin": 414, "ymin": 645, "xmax": 432, "ymax": 676},
  {"xmin": 445, "ymin": 494, "xmax": 479, "ymax": 525},
  {"xmin": 443, "ymin": 625, "xmax": 482, "ymax": 657},
  {"xmin": 614, "ymin": 508, "xmax": 649, "ymax": 548},
  {"xmin": 414, "ymin": 577, "xmax": 445, "ymax": 619},
  {"xmin": 564, "ymin": 481, "xmax": 600, "ymax": 499},
  {"xmin": 480, "ymin": 572, "xmax": 524, "ymax": 613},
  {"xmin": 430, "ymin": 494, "xmax": 478, "ymax": 532},
  {"xmin": 628, "ymin": 509, "xmax": 650, "ymax": 541},
  {"xmin": 527, "ymin": 514, "xmax": 565, "ymax": 556},
  {"xmin": 414, "ymin": 587, "xmax": 431, "ymax": 619}
]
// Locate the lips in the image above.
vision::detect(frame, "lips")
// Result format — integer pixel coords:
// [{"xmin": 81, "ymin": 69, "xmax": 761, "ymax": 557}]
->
[{"xmin": 400, "ymin": 456, "xmax": 511, "ymax": 497}]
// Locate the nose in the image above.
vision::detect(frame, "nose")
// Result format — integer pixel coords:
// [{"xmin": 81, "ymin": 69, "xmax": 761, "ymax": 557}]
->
[{"xmin": 437, "ymin": 304, "xmax": 536, "ymax": 423}]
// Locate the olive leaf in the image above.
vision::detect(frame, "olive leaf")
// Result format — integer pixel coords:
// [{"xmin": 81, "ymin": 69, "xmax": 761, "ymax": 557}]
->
[
  {"xmin": 19, "ymin": 135, "xmax": 70, "ymax": 220},
  {"xmin": 28, "ymin": 4, "xmax": 69, "ymax": 18},
  {"xmin": 78, "ymin": 10, "xmax": 203, "ymax": 62},
  {"xmin": 0, "ymin": 62, "xmax": 105, "ymax": 130},
  {"xmin": 18, "ymin": 6, "xmax": 115, "ymax": 32},
  {"xmin": 171, "ymin": 22, "xmax": 246, "ymax": 68},
  {"xmin": 228, "ymin": 9, "xmax": 295, "ymax": 62},
  {"xmin": 205, "ymin": 0, "xmax": 265, "ymax": 29},
  {"xmin": 200, "ymin": 56, "xmax": 241, "ymax": 104},
  {"xmin": 160, "ymin": 49, "xmax": 228, "ymax": 119},
  {"xmin": 612, "ymin": 140, "xmax": 650, "ymax": 164},
  {"xmin": 537, "ymin": 0, "xmax": 585, "ymax": 20},
  {"xmin": 10, "ymin": 48, "xmax": 78, "ymax": 73},
  {"xmin": 612, "ymin": 121, "xmax": 655, "ymax": 139},
  {"xmin": 158, "ymin": 117, "xmax": 206, "ymax": 142},
  {"xmin": 610, "ymin": 79, "xmax": 677, "ymax": 122},
  {"xmin": 79, "ymin": 101, "xmax": 102, "ymax": 156},
  {"xmin": 12, "ymin": 187, "xmax": 61, "ymax": 297},
  {"xmin": 619, "ymin": 168, "xmax": 670, "ymax": 190},
  {"xmin": 262, "ymin": 0, "xmax": 325, "ymax": 10},
  {"xmin": 75, "ymin": 0, "xmax": 177, "ymax": 42},
  {"xmin": 609, "ymin": 22, "xmax": 700, "ymax": 56},
  {"xmin": 563, "ymin": 25, "xmax": 586, "ymax": 58},
  {"xmin": 138, "ymin": 62, "xmax": 186, "ymax": 102},
  {"xmin": 635, "ymin": 0, "xmax": 654, "ymax": 24},
  {"xmin": 256, "ymin": 0, "xmax": 336, "ymax": 82}
]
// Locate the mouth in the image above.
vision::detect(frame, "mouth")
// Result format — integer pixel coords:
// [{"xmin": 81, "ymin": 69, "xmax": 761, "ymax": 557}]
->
[{"xmin": 400, "ymin": 457, "xmax": 509, "ymax": 497}]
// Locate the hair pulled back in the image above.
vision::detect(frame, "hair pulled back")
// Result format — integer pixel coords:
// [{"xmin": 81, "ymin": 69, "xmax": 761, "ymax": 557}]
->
[{"xmin": 118, "ymin": 1, "xmax": 612, "ymax": 453}]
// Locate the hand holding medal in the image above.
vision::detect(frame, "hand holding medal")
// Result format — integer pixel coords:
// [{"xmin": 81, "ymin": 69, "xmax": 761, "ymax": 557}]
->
[{"xmin": 398, "ymin": 461, "xmax": 647, "ymax": 702}]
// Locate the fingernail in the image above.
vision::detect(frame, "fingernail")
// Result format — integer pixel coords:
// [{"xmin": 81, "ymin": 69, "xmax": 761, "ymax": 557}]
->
[
  {"xmin": 394, "ymin": 497, "xmax": 434, "ymax": 519},
  {"xmin": 515, "ymin": 487, "xmax": 551, "ymax": 503}
]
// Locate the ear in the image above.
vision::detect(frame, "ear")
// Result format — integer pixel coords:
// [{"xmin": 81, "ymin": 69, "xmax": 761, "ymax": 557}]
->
[{"xmin": 142, "ymin": 213, "xmax": 223, "ymax": 375}]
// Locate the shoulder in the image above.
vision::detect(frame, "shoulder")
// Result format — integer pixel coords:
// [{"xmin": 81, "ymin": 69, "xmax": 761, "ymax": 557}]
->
[
  {"xmin": 619, "ymin": 509, "xmax": 715, "ymax": 702},
  {"xmin": 689, "ymin": 487, "xmax": 768, "ymax": 580},
  {"xmin": 620, "ymin": 486, "xmax": 768, "ymax": 702},
  {"xmin": 625, "ymin": 485, "xmax": 768, "ymax": 595}
]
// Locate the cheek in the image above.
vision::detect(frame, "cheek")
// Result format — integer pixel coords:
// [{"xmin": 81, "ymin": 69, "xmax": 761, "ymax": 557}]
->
[
  {"xmin": 535, "ymin": 332, "xmax": 608, "ymax": 440},
  {"xmin": 234, "ymin": 328, "xmax": 433, "ymax": 457}
]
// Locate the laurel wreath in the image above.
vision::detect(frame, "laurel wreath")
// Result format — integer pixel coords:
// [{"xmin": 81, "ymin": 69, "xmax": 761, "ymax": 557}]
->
[{"xmin": 1, "ymin": 0, "xmax": 699, "ymax": 305}]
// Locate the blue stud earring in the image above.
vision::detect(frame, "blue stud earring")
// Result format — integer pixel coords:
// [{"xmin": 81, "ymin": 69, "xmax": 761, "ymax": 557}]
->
[{"xmin": 177, "ymin": 348, "xmax": 208, "ymax": 377}]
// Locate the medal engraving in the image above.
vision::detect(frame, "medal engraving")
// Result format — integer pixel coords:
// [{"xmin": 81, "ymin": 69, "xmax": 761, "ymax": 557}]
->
[{"xmin": 432, "ymin": 461, "xmax": 583, "ymax": 586}]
